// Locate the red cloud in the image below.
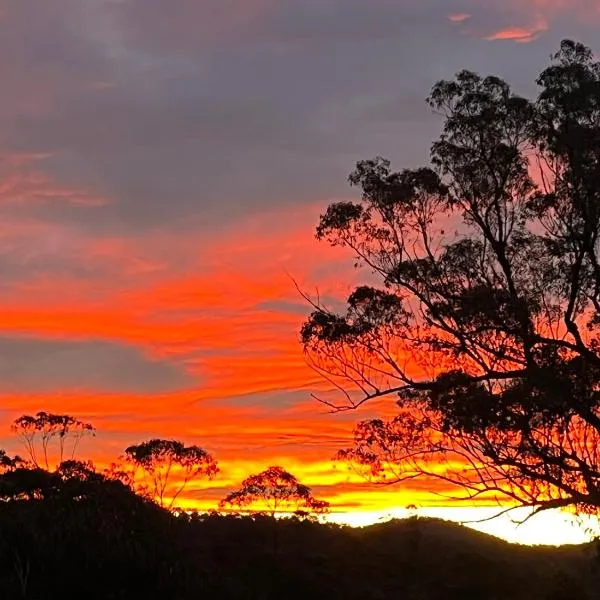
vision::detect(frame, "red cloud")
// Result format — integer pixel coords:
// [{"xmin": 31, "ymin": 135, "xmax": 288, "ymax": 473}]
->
[
  {"xmin": 452, "ymin": 1, "xmax": 600, "ymax": 43},
  {"xmin": 0, "ymin": 197, "xmax": 448, "ymax": 515},
  {"xmin": 485, "ymin": 21, "xmax": 548, "ymax": 43},
  {"xmin": 0, "ymin": 188, "xmax": 554, "ymax": 521},
  {"xmin": 0, "ymin": 200, "xmax": 388, "ymax": 510}
]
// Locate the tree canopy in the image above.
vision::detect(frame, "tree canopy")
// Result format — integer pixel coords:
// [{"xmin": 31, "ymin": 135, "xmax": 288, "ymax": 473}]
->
[
  {"xmin": 301, "ymin": 40, "xmax": 600, "ymax": 517},
  {"xmin": 123, "ymin": 438, "xmax": 219, "ymax": 509},
  {"xmin": 11, "ymin": 412, "xmax": 95, "ymax": 470},
  {"xmin": 219, "ymin": 466, "xmax": 330, "ymax": 517}
]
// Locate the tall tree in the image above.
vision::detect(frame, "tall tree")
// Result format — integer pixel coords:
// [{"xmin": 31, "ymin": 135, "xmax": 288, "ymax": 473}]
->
[
  {"xmin": 219, "ymin": 466, "xmax": 330, "ymax": 517},
  {"xmin": 11, "ymin": 412, "xmax": 95, "ymax": 470},
  {"xmin": 301, "ymin": 40, "xmax": 600, "ymax": 517},
  {"xmin": 123, "ymin": 438, "xmax": 218, "ymax": 509}
]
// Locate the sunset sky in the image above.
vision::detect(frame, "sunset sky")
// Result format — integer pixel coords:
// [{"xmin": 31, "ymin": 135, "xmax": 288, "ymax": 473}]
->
[{"xmin": 0, "ymin": 0, "xmax": 598, "ymax": 545}]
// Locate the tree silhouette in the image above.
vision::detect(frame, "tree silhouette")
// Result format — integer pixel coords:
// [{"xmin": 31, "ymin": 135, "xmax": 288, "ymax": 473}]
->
[
  {"xmin": 11, "ymin": 412, "xmax": 95, "ymax": 470},
  {"xmin": 0, "ymin": 450, "xmax": 23, "ymax": 473},
  {"xmin": 219, "ymin": 466, "xmax": 330, "ymax": 517},
  {"xmin": 123, "ymin": 438, "xmax": 218, "ymax": 509},
  {"xmin": 302, "ymin": 40, "xmax": 600, "ymax": 517},
  {"xmin": 0, "ymin": 458, "xmax": 178, "ymax": 600},
  {"xmin": 0, "ymin": 459, "xmax": 113, "ymax": 502}
]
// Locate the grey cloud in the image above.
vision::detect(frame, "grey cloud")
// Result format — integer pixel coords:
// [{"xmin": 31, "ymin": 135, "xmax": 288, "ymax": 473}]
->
[
  {"xmin": 0, "ymin": 0, "xmax": 596, "ymax": 235},
  {"xmin": 254, "ymin": 300, "xmax": 310, "ymax": 316},
  {"xmin": 0, "ymin": 336, "xmax": 195, "ymax": 393}
]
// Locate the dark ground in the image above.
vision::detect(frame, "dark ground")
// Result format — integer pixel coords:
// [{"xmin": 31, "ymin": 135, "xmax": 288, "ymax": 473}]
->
[{"xmin": 0, "ymin": 475, "xmax": 596, "ymax": 600}]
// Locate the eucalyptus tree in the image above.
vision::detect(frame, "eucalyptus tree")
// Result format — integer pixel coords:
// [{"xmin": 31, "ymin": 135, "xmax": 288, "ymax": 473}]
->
[
  {"xmin": 11, "ymin": 412, "xmax": 95, "ymax": 470},
  {"xmin": 123, "ymin": 438, "xmax": 218, "ymax": 509},
  {"xmin": 219, "ymin": 466, "xmax": 330, "ymax": 517},
  {"xmin": 302, "ymin": 41, "xmax": 600, "ymax": 517}
]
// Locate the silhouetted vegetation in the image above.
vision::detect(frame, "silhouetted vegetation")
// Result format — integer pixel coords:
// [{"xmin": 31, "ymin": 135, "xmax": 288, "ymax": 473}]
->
[
  {"xmin": 122, "ymin": 438, "xmax": 219, "ymax": 508},
  {"xmin": 220, "ymin": 465, "xmax": 330, "ymax": 555},
  {"xmin": 11, "ymin": 412, "xmax": 95, "ymax": 470},
  {"xmin": 302, "ymin": 39, "xmax": 600, "ymax": 517},
  {"xmin": 0, "ymin": 467, "xmax": 596, "ymax": 600},
  {"xmin": 0, "ymin": 414, "xmax": 594, "ymax": 598},
  {"xmin": 220, "ymin": 465, "xmax": 330, "ymax": 516},
  {"xmin": 0, "ymin": 406, "xmax": 597, "ymax": 600},
  {"xmin": 0, "ymin": 461, "xmax": 176, "ymax": 600}
]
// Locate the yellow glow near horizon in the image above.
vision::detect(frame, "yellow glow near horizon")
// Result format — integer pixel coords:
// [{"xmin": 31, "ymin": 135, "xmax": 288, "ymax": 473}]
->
[
  {"xmin": 180, "ymin": 503, "xmax": 596, "ymax": 546},
  {"xmin": 326, "ymin": 506, "xmax": 597, "ymax": 546}
]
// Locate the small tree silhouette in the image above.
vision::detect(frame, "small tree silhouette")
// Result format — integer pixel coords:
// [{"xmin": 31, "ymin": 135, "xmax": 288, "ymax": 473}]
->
[
  {"xmin": 0, "ymin": 450, "xmax": 23, "ymax": 473},
  {"xmin": 219, "ymin": 466, "xmax": 330, "ymax": 518},
  {"xmin": 11, "ymin": 412, "xmax": 95, "ymax": 470},
  {"xmin": 220, "ymin": 466, "xmax": 329, "ymax": 557},
  {"xmin": 123, "ymin": 438, "xmax": 218, "ymax": 509}
]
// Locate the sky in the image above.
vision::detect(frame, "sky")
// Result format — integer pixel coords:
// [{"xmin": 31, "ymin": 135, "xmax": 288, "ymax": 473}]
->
[{"xmin": 0, "ymin": 0, "xmax": 598, "ymax": 545}]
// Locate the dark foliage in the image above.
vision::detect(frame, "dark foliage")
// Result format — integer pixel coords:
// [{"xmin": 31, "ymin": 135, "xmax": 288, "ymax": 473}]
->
[
  {"xmin": 11, "ymin": 412, "xmax": 95, "ymax": 470},
  {"xmin": 302, "ymin": 40, "xmax": 600, "ymax": 515},
  {"xmin": 219, "ymin": 465, "xmax": 330, "ymax": 516},
  {"xmin": 121, "ymin": 438, "xmax": 219, "ymax": 509},
  {"xmin": 0, "ymin": 463, "xmax": 176, "ymax": 600},
  {"xmin": 0, "ymin": 470, "xmax": 595, "ymax": 600}
]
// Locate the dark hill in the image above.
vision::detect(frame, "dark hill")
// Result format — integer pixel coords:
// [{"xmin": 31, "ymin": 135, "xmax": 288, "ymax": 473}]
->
[
  {"xmin": 0, "ymin": 487, "xmax": 596, "ymax": 600},
  {"xmin": 343, "ymin": 517, "xmax": 595, "ymax": 600},
  {"xmin": 190, "ymin": 515, "xmax": 595, "ymax": 600}
]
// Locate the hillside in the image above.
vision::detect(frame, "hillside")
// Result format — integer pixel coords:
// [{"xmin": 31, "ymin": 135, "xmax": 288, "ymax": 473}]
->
[
  {"xmin": 190, "ymin": 515, "xmax": 596, "ymax": 600},
  {"xmin": 0, "ymin": 482, "xmax": 595, "ymax": 600}
]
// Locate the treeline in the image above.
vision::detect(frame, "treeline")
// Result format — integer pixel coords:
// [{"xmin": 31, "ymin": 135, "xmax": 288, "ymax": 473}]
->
[
  {"xmin": 1, "ymin": 411, "xmax": 328, "ymax": 515},
  {"xmin": 0, "ymin": 485, "xmax": 596, "ymax": 599},
  {"xmin": 0, "ymin": 411, "xmax": 597, "ymax": 599},
  {"xmin": 0, "ymin": 411, "xmax": 333, "ymax": 599}
]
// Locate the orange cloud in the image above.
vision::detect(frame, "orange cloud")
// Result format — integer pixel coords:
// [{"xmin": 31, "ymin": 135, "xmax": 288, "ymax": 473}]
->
[
  {"xmin": 0, "ymin": 197, "xmax": 568, "ymax": 529},
  {"xmin": 485, "ymin": 21, "xmax": 548, "ymax": 43},
  {"xmin": 452, "ymin": 1, "xmax": 600, "ymax": 44},
  {"xmin": 0, "ymin": 181, "xmax": 590, "ymax": 544},
  {"xmin": 0, "ymin": 198, "xmax": 424, "ymax": 516},
  {"xmin": 0, "ymin": 0, "xmax": 595, "ymax": 544}
]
